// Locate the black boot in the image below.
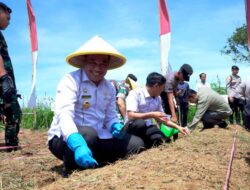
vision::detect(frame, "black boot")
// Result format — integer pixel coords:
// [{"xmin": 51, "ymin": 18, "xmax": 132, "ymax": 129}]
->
[{"xmin": 218, "ymin": 121, "xmax": 228, "ymax": 128}]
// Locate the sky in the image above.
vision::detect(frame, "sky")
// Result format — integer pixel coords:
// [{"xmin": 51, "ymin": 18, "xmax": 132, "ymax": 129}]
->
[{"xmin": 1, "ymin": 0, "xmax": 249, "ymax": 106}]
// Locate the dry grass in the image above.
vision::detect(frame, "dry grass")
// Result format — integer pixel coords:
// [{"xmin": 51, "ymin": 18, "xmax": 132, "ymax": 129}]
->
[{"xmin": 0, "ymin": 125, "xmax": 249, "ymax": 190}]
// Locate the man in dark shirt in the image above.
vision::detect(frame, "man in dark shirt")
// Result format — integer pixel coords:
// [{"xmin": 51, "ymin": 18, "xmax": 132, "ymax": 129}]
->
[{"xmin": 176, "ymin": 81, "xmax": 189, "ymax": 127}]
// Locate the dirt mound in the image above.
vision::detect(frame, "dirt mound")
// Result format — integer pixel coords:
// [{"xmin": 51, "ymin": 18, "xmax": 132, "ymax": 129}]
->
[{"xmin": 0, "ymin": 125, "xmax": 249, "ymax": 190}]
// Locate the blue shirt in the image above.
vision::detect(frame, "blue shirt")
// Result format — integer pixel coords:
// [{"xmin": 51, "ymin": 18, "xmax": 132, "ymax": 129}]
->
[{"xmin": 176, "ymin": 82, "xmax": 189, "ymax": 103}]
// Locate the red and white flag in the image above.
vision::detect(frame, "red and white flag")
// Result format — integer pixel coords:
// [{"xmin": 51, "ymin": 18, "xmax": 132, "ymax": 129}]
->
[
  {"xmin": 26, "ymin": 0, "xmax": 38, "ymax": 108},
  {"xmin": 159, "ymin": 0, "xmax": 171, "ymax": 75},
  {"xmin": 246, "ymin": 0, "xmax": 250, "ymax": 51}
]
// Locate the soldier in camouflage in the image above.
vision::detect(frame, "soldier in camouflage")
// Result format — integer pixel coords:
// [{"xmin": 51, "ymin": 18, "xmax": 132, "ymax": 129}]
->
[
  {"xmin": 0, "ymin": 2, "xmax": 22, "ymax": 149},
  {"xmin": 111, "ymin": 74, "xmax": 138, "ymax": 124}
]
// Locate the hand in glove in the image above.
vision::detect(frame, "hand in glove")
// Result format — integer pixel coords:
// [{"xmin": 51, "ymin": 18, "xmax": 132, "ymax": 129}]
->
[
  {"xmin": 67, "ymin": 133, "xmax": 98, "ymax": 168},
  {"xmin": 111, "ymin": 122, "xmax": 125, "ymax": 139},
  {"xmin": 0, "ymin": 74, "xmax": 16, "ymax": 103}
]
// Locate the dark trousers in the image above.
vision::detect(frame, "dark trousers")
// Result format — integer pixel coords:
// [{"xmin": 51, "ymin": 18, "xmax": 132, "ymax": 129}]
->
[
  {"xmin": 179, "ymin": 102, "xmax": 188, "ymax": 127},
  {"xmin": 244, "ymin": 116, "xmax": 250, "ymax": 130},
  {"xmin": 48, "ymin": 126, "xmax": 145, "ymax": 169},
  {"xmin": 160, "ymin": 92, "xmax": 178, "ymax": 140},
  {"xmin": 3, "ymin": 95, "xmax": 22, "ymax": 146},
  {"xmin": 127, "ymin": 119, "xmax": 166, "ymax": 148},
  {"xmin": 201, "ymin": 111, "xmax": 230, "ymax": 128},
  {"xmin": 243, "ymin": 99, "xmax": 250, "ymax": 130},
  {"xmin": 160, "ymin": 91, "xmax": 171, "ymax": 114},
  {"xmin": 229, "ymin": 98, "xmax": 245, "ymax": 124}
]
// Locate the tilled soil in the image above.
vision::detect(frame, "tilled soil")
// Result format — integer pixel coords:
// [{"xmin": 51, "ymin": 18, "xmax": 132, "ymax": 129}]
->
[{"xmin": 0, "ymin": 125, "xmax": 249, "ymax": 190}]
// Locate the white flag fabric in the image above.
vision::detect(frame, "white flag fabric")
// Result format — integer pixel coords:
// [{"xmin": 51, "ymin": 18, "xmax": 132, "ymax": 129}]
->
[
  {"xmin": 27, "ymin": 0, "xmax": 38, "ymax": 108},
  {"xmin": 159, "ymin": 0, "xmax": 172, "ymax": 75}
]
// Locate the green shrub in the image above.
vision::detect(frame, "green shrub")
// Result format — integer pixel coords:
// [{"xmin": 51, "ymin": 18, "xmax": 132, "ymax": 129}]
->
[
  {"xmin": 188, "ymin": 105, "xmax": 197, "ymax": 123},
  {"xmin": 21, "ymin": 107, "xmax": 54, "ymax": 130},
  {"xmin": 21, "ymin": 97, "xmax": 54, "ymax": 130}
]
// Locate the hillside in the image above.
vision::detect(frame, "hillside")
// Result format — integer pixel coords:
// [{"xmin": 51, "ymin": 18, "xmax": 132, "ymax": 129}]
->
[{"xmin": 0, "ymin": 125, "xmax": 249, "ymax": 190}]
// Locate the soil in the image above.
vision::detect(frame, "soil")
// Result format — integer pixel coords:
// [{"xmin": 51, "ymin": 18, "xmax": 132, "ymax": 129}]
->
[{"xmin": 0, "ymin": 125, "xmax": 249, "ymax": 190}]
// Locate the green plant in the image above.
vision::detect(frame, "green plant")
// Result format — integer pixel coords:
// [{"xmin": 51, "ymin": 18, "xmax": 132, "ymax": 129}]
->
[
  {"xmin": 187, "ymin": 105, "xmax": 196, "ymax": 123},
  {"xmin": 21, "ymin": 97, "xmax": 54, "ymax": 130},
  {"xmin": 21, "ymin": 107, "xmax": 54, "ymax": 130}
]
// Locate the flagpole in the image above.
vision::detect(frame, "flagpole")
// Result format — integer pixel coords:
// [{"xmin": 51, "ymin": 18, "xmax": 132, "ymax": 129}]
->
[
  {"xmin": 26, "ymin": 0, "xmax": 38, "ymax": 108},
  {"xmin": 158, "ymin": 0, "xmax": 163, "ymax": 74},
  {"xmin": 28, "ymin": 39, "xmax": 36, "ymax": 129},
  {"xmin": 26, "ymin": 0, "xmax": 38, "ymax": 128},
  {"xmin": 158, "ymin": 0, "xmax": 171, "ymax": 75}
]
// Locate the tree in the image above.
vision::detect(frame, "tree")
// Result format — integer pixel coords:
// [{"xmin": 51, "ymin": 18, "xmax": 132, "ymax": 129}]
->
[{"xmin": 221, "ymin": 24, "xmax": 249, "ymax": 63}]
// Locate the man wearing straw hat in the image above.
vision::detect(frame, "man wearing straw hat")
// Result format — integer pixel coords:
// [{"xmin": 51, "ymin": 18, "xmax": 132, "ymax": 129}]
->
[{"xmin": 48, "ymin": 36, "xmax": 145, "ymax": 171}]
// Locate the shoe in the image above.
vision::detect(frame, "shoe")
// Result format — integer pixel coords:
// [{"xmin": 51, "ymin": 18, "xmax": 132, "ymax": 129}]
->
[
  {"xmin": 5, "ymin": 137, "xmax": 19, "ymax": 152},
  {"xmin": 203, "ymin": 122, "xmax": 214, "ymax": 129},
  {"xmin": 164, "ymin": 137, "xmax": 171, "ymax": 143},
  {"xmin": 218, "ymin": 121, "xmax": 227, "ymax": 128},
  {"xmin": 173, "ymin": 133, "xmax": 178, "ymax": 141}
]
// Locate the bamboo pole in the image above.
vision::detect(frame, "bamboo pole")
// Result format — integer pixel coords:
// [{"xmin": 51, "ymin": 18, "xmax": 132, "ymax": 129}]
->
[{"xmin": 33, "ymin": 109, "xmax": 37, "ymax": 129}]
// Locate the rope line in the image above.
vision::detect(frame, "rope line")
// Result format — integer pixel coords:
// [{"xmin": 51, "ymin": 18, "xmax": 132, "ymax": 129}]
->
[
  {"xmin": 223, "ymin": 125, "xmax": 238, "ymax": 190},
  {"xmin": 0, "ymin": 142, "xmax": 44, "ymax": 150}
]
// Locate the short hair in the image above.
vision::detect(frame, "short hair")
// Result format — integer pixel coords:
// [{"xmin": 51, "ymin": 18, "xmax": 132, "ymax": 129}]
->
[
  {"xmin": 187, "ymin": 89, "xmax": 197, "ymax": 98},
  {"xmin": 126, "ymin": 74, "xmax": 137, "ymax": 81},
  {"xmin": 146, "ymin": 72, "xmax": 166, "ymax": 87},
  {"xmin": 199, "ymin": 73, "xmax": 206, "ymax": 78},
  {"xmin": 231, "ymin": 65, "xmax": 239, "ymax": 70},
  {"xmin": 0, "ymin": 2, "xmax": 12, "ymax": 13}
]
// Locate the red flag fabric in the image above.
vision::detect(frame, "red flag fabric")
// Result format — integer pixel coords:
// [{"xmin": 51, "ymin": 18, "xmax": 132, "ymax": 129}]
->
[
  {"xmin": 159, "ymin": 0, "xmax": 171, "ymax": 35},
  {"xmin": 27, "ymin": 0, "xmax": 38, "ymax": 52},
  {"xmin": 159, "ymin": 0, "xmax": 171, "ymax": 75},
  {"xmin": 246, "ymin": 0, "xmax": 250, "ymax": 50}
]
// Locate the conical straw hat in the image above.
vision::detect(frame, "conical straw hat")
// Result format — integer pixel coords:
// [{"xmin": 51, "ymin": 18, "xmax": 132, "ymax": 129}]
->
[{"xmin": 66, "ymin": 35, "xmax": 126, "ymax": 70}]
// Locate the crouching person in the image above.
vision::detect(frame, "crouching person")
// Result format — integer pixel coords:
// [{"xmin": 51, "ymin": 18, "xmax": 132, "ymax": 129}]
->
[
  {"xmin": 187, "ymin": 88, "xmax": 232, "ymax": 131},
  {"xmin": 48, "ymin": 36, "xmax": 145, "ymax": 171},
  {"xmin": 126, "ymin": 72, "xmax": 190, "ymax": 148}
]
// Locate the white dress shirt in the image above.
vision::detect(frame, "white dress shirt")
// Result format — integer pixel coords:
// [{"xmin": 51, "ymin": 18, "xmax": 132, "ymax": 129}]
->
[
  {"xmin": 48, "ymin": 68, "xmax": 118, "ymax": 141},
  {"xmin": 196, "ymin": 82, "xmax": 211, "ymax": 92},
  {"xmin": 126, "ymin": 87, "xmax": 164, "ymax": 126}
]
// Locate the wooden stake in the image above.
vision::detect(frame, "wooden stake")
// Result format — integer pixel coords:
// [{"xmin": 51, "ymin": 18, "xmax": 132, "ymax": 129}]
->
[{"xmin": 33, "ymin": 109, "xmax": 37, "ymax": 129}]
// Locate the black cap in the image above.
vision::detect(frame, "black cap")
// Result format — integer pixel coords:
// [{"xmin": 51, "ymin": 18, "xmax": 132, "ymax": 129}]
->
[
  {"xmin": 180, "ymin": 64, "xmax": 193, "ymax": 81},
  {"xmin": 0, "ymin": 2, "xmax": 12, "ymax": 13},
  {"xmin": 127, "ymin": 73, "xmax": 137, "ymax": 81},
  {"xmin": 231, "ymin": 65, "xmax": 239, "ymax": 70}
]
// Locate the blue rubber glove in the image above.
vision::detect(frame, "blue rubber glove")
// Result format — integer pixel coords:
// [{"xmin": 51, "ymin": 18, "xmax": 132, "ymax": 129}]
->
[
  {"xmin": 111, "ymin": 122, "xmax": 125, "ymax": 139},
  {"xmin": 66, "ymin": 133, "xmax": 98, "ymax": 168}
]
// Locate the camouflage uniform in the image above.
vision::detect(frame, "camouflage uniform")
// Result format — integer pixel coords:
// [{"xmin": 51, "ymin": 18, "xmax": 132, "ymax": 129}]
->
[
  {"xmin": 0, "ymin": 31, "xmax": 22, "ymax": 146},
  {"xmin": 116, "ymin": 81, "xmax": 129, "ymax": 124}
]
